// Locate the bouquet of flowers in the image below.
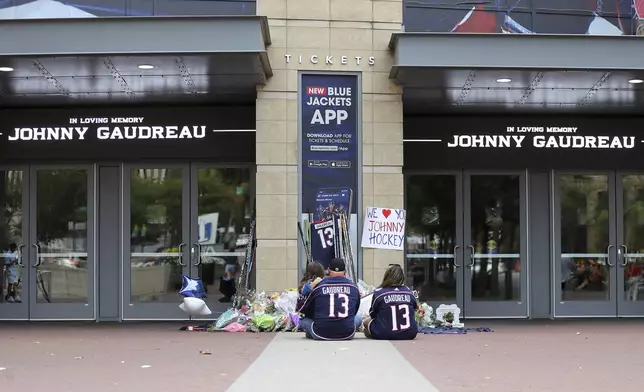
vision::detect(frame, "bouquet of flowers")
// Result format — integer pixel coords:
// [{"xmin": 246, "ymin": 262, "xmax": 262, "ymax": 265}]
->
[{"xmin": 414, "ymin": 303, "xmax": 434, "ymax": 328}]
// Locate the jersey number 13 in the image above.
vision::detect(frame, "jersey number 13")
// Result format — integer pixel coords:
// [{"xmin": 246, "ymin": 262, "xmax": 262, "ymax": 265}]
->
[
  {"xmin": 328, "ymin": 293, "xmax": 349, "ymax": 318},
  {"xmin": 389, "ymin": 304, "xmax": 411, "ymax": 331}
]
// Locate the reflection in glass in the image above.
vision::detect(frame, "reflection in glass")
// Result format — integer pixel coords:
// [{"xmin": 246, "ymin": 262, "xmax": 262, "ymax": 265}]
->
[
  {"xmin": 622, "ymin": 175, "xmax": 644, "ymax": 301},
  {"xmin": 196, "ymin": 168, "xmax": 251, "ymax": 311},
  {"xmin": 470, "ymin": 175, "xmax": 521, "ymax": 301},
  {"xmin": 405, "ymin": 175, "xmax": 457, "ymax": 303},
  {"xmin": 1, "ymin": 170, "xmax": 23, "ymax": 304},
  {"xmin": 36, "ymin": 169, "xmax": 88, "ymax": 303},
  {"xmin": 559, "ymin": 175, "xmax": 610, "ymax": 301},
  {"xmin": 130, "ymin": 168, "xmax": 184, "ymax": 303}
]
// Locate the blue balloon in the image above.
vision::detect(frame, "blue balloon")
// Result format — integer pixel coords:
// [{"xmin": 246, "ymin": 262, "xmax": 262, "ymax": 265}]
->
[{"xmin": 179, "ymin": 274, "xmax": 206, "ymax": 298}]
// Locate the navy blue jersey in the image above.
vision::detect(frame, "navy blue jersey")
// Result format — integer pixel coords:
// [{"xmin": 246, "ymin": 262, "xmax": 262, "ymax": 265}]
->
[
  {"xmin": 298, "ymin": 276, "xmax": 360, "ymax": 340},
  {"xmin": 310, "ymin": 219, "xmax": 336, "ymax": 270},
  {"xmin": 368, "ymin": 286, "xmax": 418, "ymax": 340}
]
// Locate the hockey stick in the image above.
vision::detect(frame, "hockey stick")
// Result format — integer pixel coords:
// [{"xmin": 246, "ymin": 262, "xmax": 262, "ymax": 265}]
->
[
  {"xmin": 298, "ymin": 221, "xmax": 313, "ymax": 264},
  {"xmin": 233, "ymin": 201, "xmax": 256, "ymax": 309}
]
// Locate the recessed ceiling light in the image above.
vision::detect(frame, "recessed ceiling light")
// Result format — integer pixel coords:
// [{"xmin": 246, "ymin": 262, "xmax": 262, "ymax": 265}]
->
[
  {"xmin": 0, "ymin": 66, "xmax": 14, "ymax": 72},
  {"xmin": 496, "ymin": 78, "xmax": 512, "ymax": 83},
  {"xmin": 628, "ymin": 79, "xmax": 643, "ymax": 84},
  {"xmin": 138, "ymin": 64, "xmax": 154, "ymax": 70}
]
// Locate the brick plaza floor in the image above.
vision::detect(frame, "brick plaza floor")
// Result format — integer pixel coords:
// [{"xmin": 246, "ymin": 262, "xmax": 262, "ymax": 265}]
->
[{"xmin": 1, "ymin": 320, "xmax": 641, "ymax": 392}]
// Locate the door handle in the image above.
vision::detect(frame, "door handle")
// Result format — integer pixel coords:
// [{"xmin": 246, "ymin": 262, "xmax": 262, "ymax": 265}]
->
[
  {"xmin": 178, "ymin": 243, "xmax": 187, "ymax": 266},
  {"xmin": 31, "ymin": 243, "xmax": 40, "ymax": 267},
  {"xmin": 17, "ymin": 243, "xmax": 25, "ymax": 267},
  {"xmin": 452, "ymin": 245, "xmax": 461, "ymax": 267},
  {"xmin": 192, "ymin": 243, "xmax": 202, "ymax": 266},
  {"xmin": 467, "ymin": 245, "xmax": 475, "ymax": 267},
  {"xmin": 621, "ymin": 245, "xmax": 629, "ymax": 267},
  {"xmin": 606, "ymin": 244, "xmax": 614, "ymax": 267}
]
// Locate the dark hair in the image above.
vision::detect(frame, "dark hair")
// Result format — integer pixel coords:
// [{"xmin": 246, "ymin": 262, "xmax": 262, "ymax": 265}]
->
[
  {"xmin": 8, "ymin": 243, "xmax": 16, "ymax": 252},
  {"xmin": 299, "ymin": 261, "xmax": 325, "ymax": 290},
  {"xmin": 379, "ymin": 264, "xmax": 405, "ymax": 288}
]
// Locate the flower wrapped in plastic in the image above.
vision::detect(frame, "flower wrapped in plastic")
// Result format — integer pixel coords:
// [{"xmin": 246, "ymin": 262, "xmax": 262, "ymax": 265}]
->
[
  {"xmin": 251, "ymin": 292, "xmax": 270, "ymax": 315},
  {"xmin": 223, "ymin": 322, "xmax": 247, "ymax": 332},
  {"xmin": 274, "ymin": 290, "xmax": 299, "ymax": 315},
  {"xmin": 357, "ymin": 280, "xmax": 376, "ymax": 297},
  {"xmin": 415, "ymin": 303, "xmax": 433, "ymax": 328},
  {"xmin": 251, "ymin": 314, "xmax": 275, "ymax": 332},
  {"xmin": 215, "ymin": 308, "xmax": 240, "ymax": 330},
  {"xmin": 237, "ymin": 313, "xmax": 251, "ymax": 326},
  {"xmin": 289, "ymin": 313, "xmax": 300, "ymax": 330},
  {"xmin": 358, "ymin": 293, "xmax": 373, "ymax": 318},
  {"xmin": 272, "ymin": 314, "xmax": 289, "ymax": 331}
]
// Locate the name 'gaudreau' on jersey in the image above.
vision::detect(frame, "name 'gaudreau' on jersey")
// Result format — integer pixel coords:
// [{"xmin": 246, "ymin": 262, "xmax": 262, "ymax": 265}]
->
[
  {"xmin": 368, "ymin": 286, "xmax": 418, "ymax": 340},
  {"xmin": 297, "ymin": 276, "xmax": 360, "ymax": 340}
]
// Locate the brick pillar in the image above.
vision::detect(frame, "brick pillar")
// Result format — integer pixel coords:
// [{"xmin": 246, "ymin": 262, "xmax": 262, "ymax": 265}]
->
[{"xmin": 255, "ymin": 0, "xmax": 403, "ymax": 292}]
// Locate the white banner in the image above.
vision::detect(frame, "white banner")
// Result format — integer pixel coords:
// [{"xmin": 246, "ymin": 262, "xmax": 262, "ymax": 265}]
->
[{"xmin": 360, "ymin": 207, "xmax": 406, "ymax": 251}]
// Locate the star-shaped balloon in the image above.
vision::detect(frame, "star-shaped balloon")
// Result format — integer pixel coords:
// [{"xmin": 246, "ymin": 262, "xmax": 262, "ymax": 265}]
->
[{"xmin": 178, "ymin": 274, "xmax": 206, "ymax": 298}]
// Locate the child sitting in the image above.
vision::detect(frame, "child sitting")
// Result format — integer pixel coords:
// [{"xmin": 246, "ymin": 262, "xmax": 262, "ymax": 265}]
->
[{"xmin": 298, "ymin": 261, "xmax": 325, "ymax": 296}]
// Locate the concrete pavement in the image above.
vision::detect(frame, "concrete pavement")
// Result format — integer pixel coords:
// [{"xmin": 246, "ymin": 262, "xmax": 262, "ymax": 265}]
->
[
  {"xmin": 3, "ymin": 321, "xmax": 644, "ymax": 392},
  {"xmin": 226, "ymin": 333, "xmax": 440, "ymax": 392}
]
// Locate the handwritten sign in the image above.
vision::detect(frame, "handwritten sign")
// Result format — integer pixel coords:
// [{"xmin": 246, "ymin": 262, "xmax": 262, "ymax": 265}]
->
[{"xmin": 360, "ymin": 207, "xmax": 406, "ymax": 251}]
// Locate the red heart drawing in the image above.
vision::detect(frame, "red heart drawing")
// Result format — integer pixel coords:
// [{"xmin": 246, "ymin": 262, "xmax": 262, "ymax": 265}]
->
[{"xmin": 382, "ymin": 209, "xmax": 392, "ymax": 219}]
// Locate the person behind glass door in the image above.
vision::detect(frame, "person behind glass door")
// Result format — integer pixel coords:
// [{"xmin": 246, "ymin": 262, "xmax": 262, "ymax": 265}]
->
[
  {"xmin": 561, "ymin": 257, "xmax": 577, "ymax": 292},
  {"xmin": 4, "ymin": 243, "xmax": 20, "ymax": 303},
  {"xmin": 363, "ymin": 264, "xmax": 418, "ymax": 340},
  {"xmin": 219, "ymin": 248, "xmax": 239, "ymax": 303}
]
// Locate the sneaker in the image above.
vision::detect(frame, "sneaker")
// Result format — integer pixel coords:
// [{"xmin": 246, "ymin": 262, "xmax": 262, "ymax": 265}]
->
[
  {"xmin": 13, "ymin": 295, "xmax": 21, "ymax": 303},
  {"xmin": 6, "ymin": 296, "xmax": 15, "ymax": 303}
]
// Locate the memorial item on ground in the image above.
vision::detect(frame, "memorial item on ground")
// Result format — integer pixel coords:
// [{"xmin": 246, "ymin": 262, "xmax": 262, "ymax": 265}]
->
[{"xmin": 178, "ymin": 274, "xmax": 206, "ymax": 299}]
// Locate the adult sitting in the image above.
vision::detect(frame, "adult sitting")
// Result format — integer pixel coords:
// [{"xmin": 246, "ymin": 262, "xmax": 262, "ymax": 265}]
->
[
  {"xmin": 363, "ymin": 264, "xmax": 418, "ymax": 340},
  {"xmin": 298, "ymin": 258, "xmax": 361, "ymax": 340}
]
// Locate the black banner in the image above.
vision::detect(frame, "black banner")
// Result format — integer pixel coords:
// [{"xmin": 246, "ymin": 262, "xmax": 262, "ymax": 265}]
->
[
  {"xmin": 405, "ymin": 116, "xmax": 644, "ymax": 171},
  {"xmin": 0, "ymin": 106, "xmax": 255, "ymax": 162}
]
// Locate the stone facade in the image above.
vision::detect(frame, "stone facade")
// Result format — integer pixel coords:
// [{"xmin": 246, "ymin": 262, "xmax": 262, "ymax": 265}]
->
[{"xmin": 255, "ymin": 0, "xmax": 404, "ymax": 292}]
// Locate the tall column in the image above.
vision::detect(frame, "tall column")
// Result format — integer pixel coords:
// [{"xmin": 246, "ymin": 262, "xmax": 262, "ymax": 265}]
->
[{"xmin": 255, "ymin": 0, "xmax": 403, "ymax": 292}]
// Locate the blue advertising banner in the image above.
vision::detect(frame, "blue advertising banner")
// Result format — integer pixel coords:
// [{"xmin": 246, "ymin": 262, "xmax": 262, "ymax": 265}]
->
[{"xmin": 300, "ymin": 73, "xmax": 360, "ymax": 269}]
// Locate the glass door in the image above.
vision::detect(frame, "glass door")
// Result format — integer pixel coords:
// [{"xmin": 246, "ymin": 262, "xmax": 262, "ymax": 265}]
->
[
  {"xmin": 554, "ymin": 173, "xmax": 617, "ymax": 317},
  {"xmin": 616, "ymin": 173, "xmax": 644, "ymax": 317},
  {"xmin": 463, "ymin": 173, "xmax": 528, "ymax": 318},
  {"xmin": 122, "ymin": 164, "xmax": 190, "ymax": 320},
  {"xmin": 190, "ymin": 165, "xmax": 252, "ymax": 319},
  {"xmin": 122, "ymin": 164, "xmax": 253, "ymax": 320},
  {"xmin": 405, "ymin": 173, "xmax": 464, "ymax": 311},
  {"xmin": 0, "ymin": 167, "xmax": 29, "ymax": 320},
  {"xmin": 29, "ymin": 166, "xmax": 96, "ymax": 320}
]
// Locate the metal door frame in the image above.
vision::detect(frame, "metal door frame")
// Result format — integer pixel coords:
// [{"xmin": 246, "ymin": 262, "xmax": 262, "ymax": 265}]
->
[
  {"xmin": 0, "ymin": 165, "xmax": 30, "ymax": 320},
  {"xmin": 120, "ymin": 163, "xmax": 191, "ymax": 321},
  {"xmin": 403, "ymin": 170, "xmax": 465, "ymax": 313},
  {"xmin": 29, "ymin": 164, "xmax": 97, "ymax": 321},
  {"xmin": 189, "ymin": 163, "xmax": 254, "ymax": 320},
  {"xmin": 463, "ymin": 170, "xmax": 529, "ymax": 319},
  {"xmin": 552, "ymin": 171, "xmax": 618, "ymax": 318},
  {"xmin": 615, "ymin": 171, "xmax": 644, "ymax": 317}
]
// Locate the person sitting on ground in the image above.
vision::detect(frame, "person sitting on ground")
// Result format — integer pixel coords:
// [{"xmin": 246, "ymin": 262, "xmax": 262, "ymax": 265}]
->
[
  {"xmin": 363, "ymin": 263, "xmax": 418, "ymax": 340},
  {"xmin": 298, "ymin": 261, "xmax": 325, "ymax": 297},
  {"xmin": 297, "ymin": 258, "xmax": 361, "ymax": 340}
]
